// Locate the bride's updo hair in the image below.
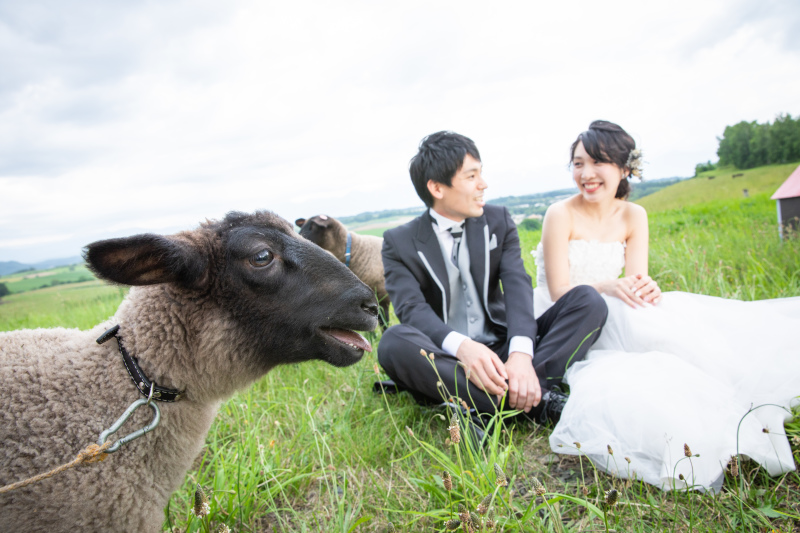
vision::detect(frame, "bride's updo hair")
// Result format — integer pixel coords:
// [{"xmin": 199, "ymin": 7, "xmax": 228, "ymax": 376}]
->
[{"xmin": 571, "ymin": 120, "xmax": 636, "ymax": 200}]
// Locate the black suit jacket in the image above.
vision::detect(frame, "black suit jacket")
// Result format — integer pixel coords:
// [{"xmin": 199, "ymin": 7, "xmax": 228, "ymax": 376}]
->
[{"xmin": 382, "ymin": 204, "xmax": 536, "ymax": 349}]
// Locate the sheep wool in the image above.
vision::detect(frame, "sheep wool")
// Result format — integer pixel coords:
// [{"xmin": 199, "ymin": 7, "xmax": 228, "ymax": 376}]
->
[{"xmin": 0, "ymin": 210, "xmax": 378, "ymax": 532}]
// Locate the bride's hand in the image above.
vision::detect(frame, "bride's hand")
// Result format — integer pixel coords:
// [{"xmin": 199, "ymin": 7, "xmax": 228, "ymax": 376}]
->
[
  {"xmin": 601, "ymin": 275, "xmax": 650, "ymax": 308},
  {"xmin": 631, "ymin": 274, "xmax": 662, "ymax": 305}
]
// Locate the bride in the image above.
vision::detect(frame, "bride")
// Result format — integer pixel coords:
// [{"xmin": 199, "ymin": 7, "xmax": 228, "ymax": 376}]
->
[{"xmin": 533, "ymin": 120, "xmax": 800, "ymax": 491}]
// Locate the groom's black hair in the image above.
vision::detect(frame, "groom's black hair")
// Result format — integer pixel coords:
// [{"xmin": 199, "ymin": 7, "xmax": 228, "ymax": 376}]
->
[
  {"xmin": 571, "ymin": 120, "xmax": 636, "ymax": 199},
  {"xmin": 409, "ymin": 131, "xmax": 481, "ymax": 207}
]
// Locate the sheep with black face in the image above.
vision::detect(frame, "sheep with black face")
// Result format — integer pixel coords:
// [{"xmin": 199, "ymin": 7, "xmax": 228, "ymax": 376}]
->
[
  {"xmin": 296, "ymin": 214, "xmax": 390, "ymax": 329},
  {"xmin": 0, "ymin": 210, "xmax": 377, "ymax": 532}
]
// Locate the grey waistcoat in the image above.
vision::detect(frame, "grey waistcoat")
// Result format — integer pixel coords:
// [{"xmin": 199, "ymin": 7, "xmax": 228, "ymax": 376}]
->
[{"xmin": 438, "ymin": 227, "xmax": 499, "ymax": 344}]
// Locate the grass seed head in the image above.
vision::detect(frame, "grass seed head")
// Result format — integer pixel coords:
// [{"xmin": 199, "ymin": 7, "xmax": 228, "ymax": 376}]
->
[
  {"xmin": 192, "ymin": 484, "xmax": 210, "ymax": 518},
  {"xmin": 607, "ymin": 444, "xmax": 614, "ymax": 455},
  {"xmin": 573, "ymin": 441, "xmax": 581, "ymax": 449},
  {"xmin": 420, "ymin": 349, "xmax": 427, "ymax": 357},
  {"xmin": 217, "ymin": 526, "xmax": 231, "ymax": 533},
  {"xmin": 485, "ymin": 508, "xmax": 496, "ymax": 528},
  {"xmin": 476, "ymin": 494, "xmax": 492, "ymax": 514},
  {"xmin": 684, "ymin": 443, "xmax": 692, "ymax": 457},
  {"xmin": 532, "ymin": 476, "xmax": 546, "ymax": 496},
  {"xmin": 494, "ymin": 463, "xmax": 508, "ymax": 487},
  {"xmin": 445, "ymin": 519, "xmax": 461, "ymax": 530},
  {"xmin": 469, "ymin": 512, "xmax": 481, "ymax": 528},
  {"xmin": 458, "ymin": 503, "xmax": 470, "ymax": 524},
  {"xmin": 405, "ymin": 426, "xmax": 414, "ymax": 437},
  {"xmin": 387, "ymin": 522, "xmax": 396, "ymax": 532},
  {"xmin": 625, "ymin": 456, "xmax": 631, "ymax": 464},
  {"xmin": 605, "ymin": 488, "xmax": 618, "ymax": 507},
  {"xmin": 442, "ymin": 470, "xmax": 453, "ymax": 491},
  {"xmin": 448, "ymin": 413, "xmax": 461, "ymax": 444},
  {"xmin": 729, "ymin": 456, "xmax": 739, "ymax": 477},
  {"xmin": 762, "ymin": 427, "xmax": 770, "ymax": 433}
]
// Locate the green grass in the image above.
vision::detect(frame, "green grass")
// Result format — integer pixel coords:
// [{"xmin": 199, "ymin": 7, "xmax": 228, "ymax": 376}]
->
[
  {"xmin": 2, "ymin": 170, "xmax": 799, "ymax": 532},
  {"xmin": 0, "ymin": 280, "xmax": 127, "ymax": 330},
  {"xmin": 648, "ymin": 194, "xmax": 800, "ymax": 299}
]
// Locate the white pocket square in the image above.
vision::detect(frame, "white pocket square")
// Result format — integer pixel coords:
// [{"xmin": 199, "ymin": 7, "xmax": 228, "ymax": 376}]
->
[{"xmin": 489, "ymin": 234, "xmax": 498, "ymax": 250}]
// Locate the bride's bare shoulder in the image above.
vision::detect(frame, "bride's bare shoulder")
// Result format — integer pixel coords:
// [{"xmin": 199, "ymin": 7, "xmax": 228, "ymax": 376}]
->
[
  {"xmin": 543, "ymin": 198, "xmax": 574, "ymax": 224},
  {"xmin": 623, "ymin": 201, "xmax": 648, "ymax": 220}
]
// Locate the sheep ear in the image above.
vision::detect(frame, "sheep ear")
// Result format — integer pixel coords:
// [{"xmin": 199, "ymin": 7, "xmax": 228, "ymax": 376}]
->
[
  {"xmin": 295, "ymin": 218, "xmax": 306, "ymax": 227},
  {"xmin": 83, "ymin": 234, "xmax": 208, "ymax": 288},
  {"xmin": 311, "ymin": 216, "xmax": 330, "ymax": 227}
]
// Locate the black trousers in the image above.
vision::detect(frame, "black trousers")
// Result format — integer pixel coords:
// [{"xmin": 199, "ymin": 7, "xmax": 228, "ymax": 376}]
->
[{"xmin": 377, "ymin": 285, "xmax": 608, "ymax": 415}]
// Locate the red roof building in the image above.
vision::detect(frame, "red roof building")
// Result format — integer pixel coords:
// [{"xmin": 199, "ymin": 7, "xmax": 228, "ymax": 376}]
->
[{"xmin": 772, "ymin": 164, "xmax": 800, "ymax": 239}]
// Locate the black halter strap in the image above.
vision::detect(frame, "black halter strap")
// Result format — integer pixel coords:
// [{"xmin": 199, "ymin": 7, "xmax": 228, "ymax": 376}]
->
[{"xmin": 97, "ymin": 325, "xmax": 185, "ymax": 403}]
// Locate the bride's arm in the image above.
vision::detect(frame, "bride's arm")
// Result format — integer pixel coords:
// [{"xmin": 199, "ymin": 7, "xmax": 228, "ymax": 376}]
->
[
  {"xmin": 541, "ymin": 202, "xmax": 575, "ymax": 302},
  {"xmin": 624, "ymin": 203, "xmax": 649, "ymax": 276},
  {"xmin": 625, "ymin": 204, "xmax": 662, "ymax": 304}
]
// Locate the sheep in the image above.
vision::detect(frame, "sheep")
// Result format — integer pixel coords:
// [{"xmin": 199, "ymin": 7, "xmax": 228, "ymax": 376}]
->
[
  {"xmin": 0, "ymin": 210, "xmax": 378, "ymax": 532},
  {"xmin": 295, "ymin": 214, "xmax": 390, "ymax": 329}
]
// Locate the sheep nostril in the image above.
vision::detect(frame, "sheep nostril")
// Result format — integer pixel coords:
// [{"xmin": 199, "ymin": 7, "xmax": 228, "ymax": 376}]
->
[{"xmin": 361, "ymin": 301, "xmax": 378, "ymax": 317}]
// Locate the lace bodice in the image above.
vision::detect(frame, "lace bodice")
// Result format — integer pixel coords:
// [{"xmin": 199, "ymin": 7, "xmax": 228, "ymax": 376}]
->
[{"xmin": 533, "ymin": 240, "xmax": 625, "ymax": 299}]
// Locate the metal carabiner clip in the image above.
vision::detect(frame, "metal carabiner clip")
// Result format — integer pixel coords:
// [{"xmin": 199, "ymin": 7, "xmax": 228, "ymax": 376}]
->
[{"xmin": 97, "ymin": 385, "xmax": 161, "ymax": 453}]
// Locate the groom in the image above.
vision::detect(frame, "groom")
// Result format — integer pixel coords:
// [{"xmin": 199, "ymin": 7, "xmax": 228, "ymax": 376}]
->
[{"xmin": 378, "ymin": 131, "xmax": 608, "ymax": 423}]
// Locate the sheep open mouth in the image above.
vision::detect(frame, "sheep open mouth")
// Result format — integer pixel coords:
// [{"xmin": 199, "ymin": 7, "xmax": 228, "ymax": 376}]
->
[{"xmin": 321, "ymin": 328, "xmax": 372, "ymax": 352}]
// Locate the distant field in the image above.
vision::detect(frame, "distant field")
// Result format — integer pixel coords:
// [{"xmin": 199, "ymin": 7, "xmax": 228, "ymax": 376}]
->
[
  {"xmin": 637, "ymin": 161, "xmax": 798, "ymax": 213},
  {"xmin": 0, "ymin": 280, "xmax": 126, "ymax": 331},
  {"xmin": 347, "ymin": 215, "xmax": 415, "ymax": 236},
  {"xmin": 0, "ymin": 263, "xmax": 95, "ymax": 294}
]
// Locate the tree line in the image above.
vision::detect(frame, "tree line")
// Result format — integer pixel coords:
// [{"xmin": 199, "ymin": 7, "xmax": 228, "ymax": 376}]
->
[{"xmin": 699, "ymin": 113, "xmax": 800, "ymax": 173}]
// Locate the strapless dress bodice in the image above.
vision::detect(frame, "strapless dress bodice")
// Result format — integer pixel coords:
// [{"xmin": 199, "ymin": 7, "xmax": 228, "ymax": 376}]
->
[{"xmin": 533, "ymin": 240, "xmax": 625, "ymax": 300}]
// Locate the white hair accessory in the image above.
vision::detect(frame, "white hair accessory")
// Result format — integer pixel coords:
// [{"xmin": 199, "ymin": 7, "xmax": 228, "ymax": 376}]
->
[{"xmin": 626, "ymin": 149, "xmax": 643, "ymax": 179}]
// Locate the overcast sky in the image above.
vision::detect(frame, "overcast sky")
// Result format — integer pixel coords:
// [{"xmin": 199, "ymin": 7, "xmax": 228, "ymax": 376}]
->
[{"xmin": 2, "ymin": 0, "xmax": 799, "ymax": 263}]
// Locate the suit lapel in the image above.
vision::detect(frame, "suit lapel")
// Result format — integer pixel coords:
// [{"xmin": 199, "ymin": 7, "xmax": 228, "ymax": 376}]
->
[{"xmin": 414, "ymin": 212, "xmax": 450, "ymax": 316}]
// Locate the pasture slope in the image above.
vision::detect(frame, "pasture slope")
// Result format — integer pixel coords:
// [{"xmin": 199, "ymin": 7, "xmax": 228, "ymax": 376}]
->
[{"xmin": 637, "ymin": 161, "xmax": 799, "ymax": 213}]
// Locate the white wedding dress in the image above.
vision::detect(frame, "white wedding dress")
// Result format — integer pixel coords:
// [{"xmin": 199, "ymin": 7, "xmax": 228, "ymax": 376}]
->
[{"xmin": 533, "ymin": 240, "xmax": 800, "ymax": 491}]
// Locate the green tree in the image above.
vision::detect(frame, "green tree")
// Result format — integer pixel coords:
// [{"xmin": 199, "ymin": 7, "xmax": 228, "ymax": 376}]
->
[
  {"xmin": 694, "ymin": 160, "xmax": 716, "ymax": 175},
  {"xmin": 768, "ymin": 113, "xmax": 800, "ymax": 164},
  {"xmin": 519, "ymin": 218, "xmax": 542, "ymax": 232},
  {"xmin": 717, "ymin": 121, "xmax": 755, "ymax": 168},
  {"xmin": 0, "ymin": 283, "xmax": 9, "ymax": 300},
  {"xmin": 747, "ymin": 122, "xmax": 770, "ymax": 168}
]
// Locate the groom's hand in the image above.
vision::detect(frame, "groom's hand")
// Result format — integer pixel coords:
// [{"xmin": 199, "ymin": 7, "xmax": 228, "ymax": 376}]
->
[
  {"xmin": 455, "ymin": 339, "xmax": 509, "ymax": 397},
  {"xmin": 505, "ymin": 351, "xmax": 542, "ymax": 412}
]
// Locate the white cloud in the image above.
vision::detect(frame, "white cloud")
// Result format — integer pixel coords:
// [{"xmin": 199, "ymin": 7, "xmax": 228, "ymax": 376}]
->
[{"xmin": 1, "ymin": 0, "xmax": 799, "ymax": 262}]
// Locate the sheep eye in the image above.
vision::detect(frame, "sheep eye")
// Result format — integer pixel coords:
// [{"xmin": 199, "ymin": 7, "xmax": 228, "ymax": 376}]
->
[{"xmin": 249, "ymin": 249, "xmax": 274, "ymax": 268}]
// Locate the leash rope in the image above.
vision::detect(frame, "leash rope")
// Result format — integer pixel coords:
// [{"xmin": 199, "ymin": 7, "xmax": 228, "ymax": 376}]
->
[{"xmin": 0, "ymin": 440, "xmax": 113, "ymax": 494}]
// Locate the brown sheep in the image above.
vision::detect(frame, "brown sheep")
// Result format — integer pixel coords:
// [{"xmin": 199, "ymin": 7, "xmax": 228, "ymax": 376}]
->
[
  {"xmin": 296, "ymin": 214, "xmax": 390, "ymax": 329},
  {"xmin": 0, "ymin": 210, "xmax": 378, "ymax": 532}
]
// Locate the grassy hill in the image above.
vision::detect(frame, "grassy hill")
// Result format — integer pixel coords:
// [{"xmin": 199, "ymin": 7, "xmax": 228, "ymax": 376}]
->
[
  {"xmin": 637, "ymin": 161, "xmax": 799, "ymax": 213},
  {"xmin": 0, "ymin": 263, "xmax": 94, "ymax": 294}
]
